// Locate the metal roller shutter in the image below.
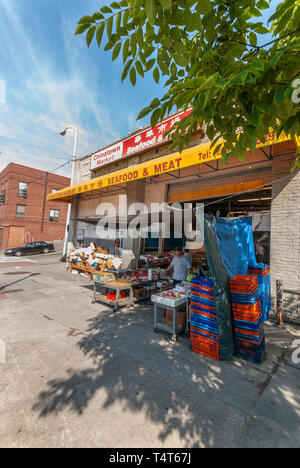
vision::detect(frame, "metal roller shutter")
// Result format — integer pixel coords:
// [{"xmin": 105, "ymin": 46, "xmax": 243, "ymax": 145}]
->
[{"xmin": 167, "ymin": 167, "xmax": 272, "ymax": 203}]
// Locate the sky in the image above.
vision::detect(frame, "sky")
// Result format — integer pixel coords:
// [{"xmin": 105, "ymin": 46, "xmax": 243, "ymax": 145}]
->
[
  {"xmin": 0, "ymin": 0, "xmax": 281, "ymax": 178},
  {"xmin": 0, "ymin": 0, "xmax": 164, "ymax": 177}
]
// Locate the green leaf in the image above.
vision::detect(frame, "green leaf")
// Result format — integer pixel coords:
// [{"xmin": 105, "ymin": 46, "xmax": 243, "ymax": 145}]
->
[
  {"xmin": 130, "ymin": 34, "xmax": 137, "ymax": 58},
  {"xmin": 93, "ymin": 12, "xmax": 105, "ymax": 21},
  {"xmin": 274, "ymin": 86, "xmax": 287, "ymax": 105},
  {"xmin": 160, "ymin": 0, "xmax": 172, "ymax": 9},
  {"xmin": 157, "ymin": 57, "xmax": 169, "ymax": 75},
  {"xmin": 257, "ymin": 0, "xmax": 269, "ymax": 9},
  {"xmin": 116, "ymin": 11, "xmax": 122, "ymax": 30},
  {"xmin": 247, "ymin": 112, "xmax": 260, "ymax": 127},
  {"xmin": 112, "ymin": 42, "xmax": 121, "ymax": 61},
  {"xmin": 196, "ymin": 0, "xmax": 211, "ymax": 15},
  {"xmin": 244, "ymin": 125, "xmax": 257, "ymax": 137},
  {"xmin": 137, "ymin": 107, "xmax": 152, "ymax": 120},
  {"xmin": 138, "ymin": 51, "xmax": 147, "ymax": 66},
  {"xmin": 123, "ymin": 38, "xmax": 130, "ymax": 63},
  {"xmin": 173, "ymin": 54, "xmax": 187, "ymax": 67},
  {"xmin": 121, "ymin": 59, "xmax": 134, "ymax": 81},
  {"xmin": 75, "ymin": 23, "xmax": 91, "ymax": 35},
  {"xmin": 100, "ymin": 6, "xmax": 113, "ymax": 14},
  {"xmin": 135, "ymin": 60, "xmax": 144, "ymax": 77},
  {"xmin": 161, "ymin": 35, "xmax": 172, "ymax": 49},
  {"xmin": 104, "ymin": 35, "xmax": 118, "ymax": 51},
  {"xmin": 151, "ymin": 108, "xmax": 161, "ymax": 127},
  {"xmin": 171, "ymin": 62, "xmax": 177, "ymax": 78},
  {"xmin": 86, "ymin": 26, "xmax": 96, "ymax": 48},
  {"xmin": 122, "ymin": 8, "xmax": 129, "ymax": 26},
  {"xmin": 130, "ymin": 67, "xmax": 137, "ymax": 86},
  {"xmin": 78, "ymin": 16, "xmax": 94, "ymax": 24},
  {"xmin": 256, "ymin": 101, "xmax": 269, "ymax": 114},
  {"xmin": 137, "ymin": 28, "xmax": 144, "ymax": 48},
  {"xmin": 96, "ymin": 22, "xmax": 105, "ymax": 46},
  {"xmin": 249, "ymin": 32, "xmax": 257, "ymax": 47},
  {"xmin": 145, "ymin": 0, "xmax": 156, "ymax": 26},
  {"xmin": 144, "ymin": 46, "xmax": 155, "ymax": 58},
  {"xmin": 150, "ymin": 98, "xmax": 160, "ymax": 108},
  {"xmin": 270, "ymin": 51, "xmax": 284, "ymax": 68},
  {"xmin": 146, "ymin": 58, "xmax": 156, "ymax": 71},
  {"xmin": 106, "ymin": 16, "xmax": 113, "ymax": 39},
  {"xmin": 110, "ymin": 2, "xmax": 120, "ymax": 8},
  {"xmin": 253, "ymin": 23, "xmax": 269, "ymax": 34},
  {"xmin": 153, "ymin": 66, "xmax": 160, "ymax": 83}
]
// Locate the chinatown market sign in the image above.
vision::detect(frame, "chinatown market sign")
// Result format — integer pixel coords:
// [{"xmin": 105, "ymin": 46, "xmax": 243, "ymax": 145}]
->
[{"xmin": 90, "ymin": 109, "xmax": 192, "ymax": 170}]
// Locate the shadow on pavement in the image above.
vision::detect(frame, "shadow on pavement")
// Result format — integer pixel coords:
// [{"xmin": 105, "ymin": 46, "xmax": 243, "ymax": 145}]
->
[{"xmin": 32, "ymin": 302, "xmax": 299, "ymax": 447}]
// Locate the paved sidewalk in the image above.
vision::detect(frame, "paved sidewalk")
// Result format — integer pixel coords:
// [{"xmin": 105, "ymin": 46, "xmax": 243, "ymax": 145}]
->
[{"xmin": 0, "ymin": 255, "xmax": 299, "ymax": 448}]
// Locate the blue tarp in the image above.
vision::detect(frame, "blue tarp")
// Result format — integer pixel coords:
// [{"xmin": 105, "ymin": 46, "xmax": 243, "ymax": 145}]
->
[
  {"xmin": 248, "ymin": 268, "xmax": 271, "ymax": 322},
  {"xmin": 204, "ymin": 216, "xmax": 234, "ymax": 360},
  {"xmin": 214, "ymin": 216, "xmax": 257, "ymax": 278}
]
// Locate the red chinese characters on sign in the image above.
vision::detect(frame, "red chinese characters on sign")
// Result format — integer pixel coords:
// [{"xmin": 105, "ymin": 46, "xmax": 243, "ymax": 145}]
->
[
  {"xmin": 122, "ymin": 109, "xmax": 192, "ymax": 157},
  {"xmin": 90, "ymin": 109, "xmax": 192, "ymax": 170}
]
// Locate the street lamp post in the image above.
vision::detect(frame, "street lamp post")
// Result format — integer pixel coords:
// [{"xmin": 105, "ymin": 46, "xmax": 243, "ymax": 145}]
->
[{"xmin": 60, "ymin": 127, "xmax": 78, "ymax": 260}]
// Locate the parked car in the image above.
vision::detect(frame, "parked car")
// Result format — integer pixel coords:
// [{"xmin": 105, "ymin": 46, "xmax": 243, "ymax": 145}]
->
[{"xmin": 4, "ymin": 241, "xmax": 55, "ymax": 257}]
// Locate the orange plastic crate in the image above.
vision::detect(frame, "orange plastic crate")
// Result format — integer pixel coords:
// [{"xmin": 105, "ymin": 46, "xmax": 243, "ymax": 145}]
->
[{"xmin": 190, "ymin": 308, "xmax": 216, "ymax": 320}]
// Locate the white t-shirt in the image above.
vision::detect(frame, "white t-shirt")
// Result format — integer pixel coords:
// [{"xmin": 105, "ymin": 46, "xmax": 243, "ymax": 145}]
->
[
  {"xmin": 171, "ymin": 255, "xmax": 191, "ymax": 281},
  {"xmin": 184, "ymin": 252, "xmax": 193, "ymax": 267}
]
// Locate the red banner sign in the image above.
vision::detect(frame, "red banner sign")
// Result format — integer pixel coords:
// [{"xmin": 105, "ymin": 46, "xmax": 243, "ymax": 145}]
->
[{"xmin": 90, "ymin": 109, "xmax": 192, "ymax": 170}]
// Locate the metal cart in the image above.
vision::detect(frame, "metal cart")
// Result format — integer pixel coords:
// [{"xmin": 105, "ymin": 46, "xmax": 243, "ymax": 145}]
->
[
  {"xmin": 153, "ymin": 297, "xmax": 189, "ymax": 342},
  {"xmin": 92, "ymin": 278, "xmax": 134, "ymax": 312}
]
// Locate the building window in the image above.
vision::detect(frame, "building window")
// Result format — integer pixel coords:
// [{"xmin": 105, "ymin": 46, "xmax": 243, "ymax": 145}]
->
[
  {"xmin": 18, "ymin": 182, "xmax": 28, "ymax": 199},
  {"xmin": 16, "ymin": 205, "xmax": 26, "ymax": 219},
  {"xmin": 49, "ymin": 209, "xmax": 59, "ymax": 222}
]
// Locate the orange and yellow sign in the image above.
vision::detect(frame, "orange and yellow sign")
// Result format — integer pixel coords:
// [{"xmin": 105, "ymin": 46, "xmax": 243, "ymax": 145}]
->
[{"xmin": 47, "ymin": 129, "xmax": 291, "ymax": 203}]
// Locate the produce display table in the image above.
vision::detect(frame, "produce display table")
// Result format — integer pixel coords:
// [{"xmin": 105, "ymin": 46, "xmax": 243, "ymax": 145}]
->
[
  {"xmin": 152, "ymin": 296, "xmax": 189, "ymax": 342},
  {"xmin": 92, "ymin": 279, "xmax": 134, "ymax": 312}
]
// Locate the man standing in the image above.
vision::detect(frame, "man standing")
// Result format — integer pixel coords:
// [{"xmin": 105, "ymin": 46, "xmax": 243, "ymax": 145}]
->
[
  {"xmin": 166, "ymin": 247, "xmax": 191, "ymax": 286},
  {"xmin": 183, "ymin": 248, "xmax": 193, "ymax": 268}
]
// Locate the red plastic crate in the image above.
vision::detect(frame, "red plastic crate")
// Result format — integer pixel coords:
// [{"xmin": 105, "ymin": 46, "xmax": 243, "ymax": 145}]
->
[
  {"xmin": 107, "ymin": 291, "xmax": 126, "ymax": 301},
  {"xmin": 191, "ymin": 335, "xmax": 220, "ymax": 360}
]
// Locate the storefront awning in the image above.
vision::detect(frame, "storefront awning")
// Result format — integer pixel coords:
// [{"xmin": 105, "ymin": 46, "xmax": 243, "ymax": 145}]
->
[{"xmin": 48, "ymin": 130, "xmax": 292, "ymax": 203}]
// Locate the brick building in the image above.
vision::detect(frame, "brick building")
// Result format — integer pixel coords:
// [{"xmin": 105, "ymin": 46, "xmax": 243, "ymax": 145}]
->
[{"xmin": 0, "ymin": 163, "xmax": 70, "ymax": 250}]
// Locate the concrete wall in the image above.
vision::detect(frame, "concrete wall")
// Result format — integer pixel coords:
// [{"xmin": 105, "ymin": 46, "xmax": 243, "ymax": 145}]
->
[{"xmin": 270, "ymin": 155, "xmax": 300, "ymax": 324}]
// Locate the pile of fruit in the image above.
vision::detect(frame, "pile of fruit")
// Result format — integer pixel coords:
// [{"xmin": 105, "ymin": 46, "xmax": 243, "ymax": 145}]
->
[{"xmin": 161, "ymin": 289, "xmax": 186, "ymax": 300}]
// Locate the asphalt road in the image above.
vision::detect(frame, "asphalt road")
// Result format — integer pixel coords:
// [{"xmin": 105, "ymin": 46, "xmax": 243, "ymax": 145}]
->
[{"xmin": 0, "ymin": 254, "xmax": 299, "ymax": 448}]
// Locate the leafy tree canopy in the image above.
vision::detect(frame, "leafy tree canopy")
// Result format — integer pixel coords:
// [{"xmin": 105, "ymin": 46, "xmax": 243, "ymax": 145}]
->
[{"xmin": 76, "ymin": 0, "xmax": 300, "ymax": 168}]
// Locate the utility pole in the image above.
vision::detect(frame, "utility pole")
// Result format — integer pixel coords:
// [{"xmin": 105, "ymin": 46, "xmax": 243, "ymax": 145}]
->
[{"xmin": 60, "ymin": 127, "xmax": 78, "ymax": 260}]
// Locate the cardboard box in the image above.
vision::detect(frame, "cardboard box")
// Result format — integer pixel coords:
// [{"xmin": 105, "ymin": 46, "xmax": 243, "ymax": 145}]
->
[
  {"xmin": 133, "ymin": 287, "xmax": 148, "ymax": 298},
  {"xmin": 93, "ymin": 272, "xmax": 116, "ymax": 284},
  {"xmin": 164, "ymin": 308, "xmax": 186, "ymax": 327}
]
